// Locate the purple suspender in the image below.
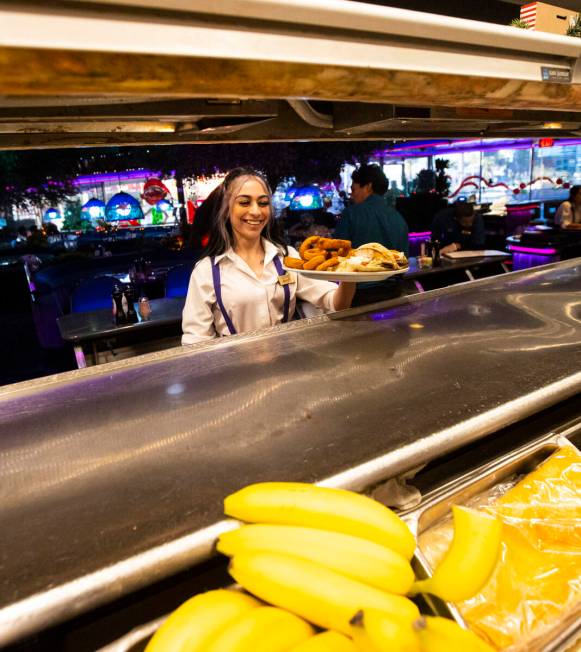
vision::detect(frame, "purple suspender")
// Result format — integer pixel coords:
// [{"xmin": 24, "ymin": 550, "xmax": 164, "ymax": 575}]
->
[
  {"xmin": 211, "ymin": 256, "xmax": 290, "ymax": 335},
  {"xmin": 211, "ymin": 257, "xmax": 237, "ymax": 335},
  {"xmin": 272, "ymin": 256, "xmax": 291, "ymax": 325}
]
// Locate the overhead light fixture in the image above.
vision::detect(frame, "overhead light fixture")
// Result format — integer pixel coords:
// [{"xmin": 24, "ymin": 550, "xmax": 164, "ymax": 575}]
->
[{"xmin": 542, "ymin": 122, "xmax": 562, "ymax": 129}]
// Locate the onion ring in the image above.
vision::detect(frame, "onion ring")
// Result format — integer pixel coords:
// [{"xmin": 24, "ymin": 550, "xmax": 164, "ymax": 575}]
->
[
  {"xmin": 283, "ymin": 256, "xmax": 304, "ymax": 270},
  {"xmin": 320, "ymin": 238, "xmax": 351, "ymax": 250},
  {"xmin": 299, "ymin": 236, "xmax": 320, "ymax": 259},
  {"xmin": 316, "ymin": 258, "xmax": 340, "ymax": 271},
  {"xmin": 333, "ymin": 239, "xmax": 351, "ymax": 250},
  {"xmin": 303, "ymin": 248, "xmax": 327, "ymax": 261},
  {"xmin": 303, "ymin": 254, "xmax": 327, "ymax": 270}
]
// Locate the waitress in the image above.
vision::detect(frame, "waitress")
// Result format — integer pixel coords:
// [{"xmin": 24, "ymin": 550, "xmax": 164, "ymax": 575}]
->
[
  {"xmin": 555, "ymin": 185, "xmax": 581, "ymax": 229},
  {"xmin": 182, "ymin": 168, "xmax": 356, "ymax": 344}
]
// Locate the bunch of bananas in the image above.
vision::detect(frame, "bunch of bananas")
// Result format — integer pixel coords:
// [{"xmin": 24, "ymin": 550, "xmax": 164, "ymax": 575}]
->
[{"xmin": 145, "ymin": 482, "xmax": 501, "ymax": 651}]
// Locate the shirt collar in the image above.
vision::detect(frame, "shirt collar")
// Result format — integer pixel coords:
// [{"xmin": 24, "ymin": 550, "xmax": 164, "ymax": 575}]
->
[
  {"xmin": 214, "ymin": 238, "xmax": 282, "ymax": 264},
  {"xmin": 262, "ymin": 238, "xmax": 282, "ymax": 264}
]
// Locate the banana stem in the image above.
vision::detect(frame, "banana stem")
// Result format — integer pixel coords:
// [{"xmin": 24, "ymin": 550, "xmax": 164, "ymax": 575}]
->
[{"xmin": 408, "ymin": 579, "xmax": 431, "ymax": 597}]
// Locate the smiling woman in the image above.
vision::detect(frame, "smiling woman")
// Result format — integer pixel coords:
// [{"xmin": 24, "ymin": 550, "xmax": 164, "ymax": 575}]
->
[{"xmin": 181, "ymin": 168, "xmax": 356, "ymax": 344}]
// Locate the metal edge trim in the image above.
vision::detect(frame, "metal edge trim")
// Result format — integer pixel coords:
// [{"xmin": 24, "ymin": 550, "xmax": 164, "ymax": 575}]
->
[
  {"xmin": 317, "ymin": 371, "xmax": 581, "ymax": 494},
  {"xmin": 0, "ymin": 520, "xmax": 238, "ymax": 647},
  {"xmin": 18, "ymin": 0, "xmax": 581, "ymax": 58}
]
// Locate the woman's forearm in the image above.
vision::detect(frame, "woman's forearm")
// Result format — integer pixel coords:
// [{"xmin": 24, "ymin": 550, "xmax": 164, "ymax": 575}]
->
[{"xmin": 333, "ymin": 282, "xmax": 356, "ymax": 311}]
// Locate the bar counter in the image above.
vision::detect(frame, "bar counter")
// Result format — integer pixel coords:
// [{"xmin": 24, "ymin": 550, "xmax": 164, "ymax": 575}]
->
[{"xmin": 1, "ymin": 259, "xmax": 580, "ymax": 644}]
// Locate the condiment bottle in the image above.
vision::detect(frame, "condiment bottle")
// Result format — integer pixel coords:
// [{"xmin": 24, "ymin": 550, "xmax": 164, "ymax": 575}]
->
[
  {"xmin": 124, "ymin": 285, "xmax": 139, "ymax": 324},
  {"xmin": 138, "ymin": 296, "xmax": 151, "ymax": 320},
  {"xmin": 112, "ymin": 284, "xmax": 127, "ymax": 325}
]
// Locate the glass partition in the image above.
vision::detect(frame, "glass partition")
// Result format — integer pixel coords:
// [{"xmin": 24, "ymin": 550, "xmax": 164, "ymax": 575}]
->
[
  {"xmin": 380, "ymin": 138, "xmax": 581, "ymax": 205},
  {"xmin": 531, "ymin": 143, "xmax": 580, "ymax": 201},
  {"xmin": 481, "ymin": 147, "xmax": 531, "ymax": 203},
  {"xmin": 447, "ymin": 151, "xmax": 481, "ymax": 200}
]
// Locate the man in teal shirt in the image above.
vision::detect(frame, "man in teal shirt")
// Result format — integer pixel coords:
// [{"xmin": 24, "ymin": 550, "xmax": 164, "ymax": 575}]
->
[{"xmin": 335, "ymin": 164, "xmax": 409, "ymax": 306}]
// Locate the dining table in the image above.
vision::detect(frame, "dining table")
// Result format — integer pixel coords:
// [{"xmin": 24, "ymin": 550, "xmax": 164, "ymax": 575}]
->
[
  {"xmin": 57, "ymin": 297, "xmax": 185, "ymax": 368},
  {"xmin": 402, "ymin": 251, "xmax": 511, "ymax": 292}
]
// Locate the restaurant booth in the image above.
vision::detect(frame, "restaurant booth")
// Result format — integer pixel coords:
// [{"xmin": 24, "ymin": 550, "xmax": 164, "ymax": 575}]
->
[{"xmin": 0, "ymin": 2, "xmax": 580, "ymax": 650}]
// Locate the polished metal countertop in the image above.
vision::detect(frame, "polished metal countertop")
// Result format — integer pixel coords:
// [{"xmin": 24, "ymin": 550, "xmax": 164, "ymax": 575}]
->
[{"xmin": 1, "ymin": 260, "xmax": 581, "ymax": 644}]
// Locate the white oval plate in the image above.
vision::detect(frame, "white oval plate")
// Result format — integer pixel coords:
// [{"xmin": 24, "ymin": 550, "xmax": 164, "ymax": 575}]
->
[{"xmin": 283, "ymin": 266, "xmax": 407, "ymax": 282}]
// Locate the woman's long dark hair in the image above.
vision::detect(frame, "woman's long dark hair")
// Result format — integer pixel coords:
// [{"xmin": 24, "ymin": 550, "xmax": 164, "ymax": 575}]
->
[{"xmin": 200, "ymin": 167, "xmax": 288, "ymax": 260}]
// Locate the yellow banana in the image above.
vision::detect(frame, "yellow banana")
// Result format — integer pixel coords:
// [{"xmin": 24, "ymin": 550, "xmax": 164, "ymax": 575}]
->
[
  {"xmin": 144, "ymin": 589, "xmax": 259, "ymax": 652},
  {"xmin": 289, "ymin": 631, "xmax": 357, "ymax": 652},
  {"xmin": 350, "ymin": 608, "xmax": 421, "ymax": 652},
  {"xmin": 411, "ymin": 506, "xmax": 502, "ymax": 602},
  {"xmin": 224, "ymin": 483, "xmax": 415, "ymax": 560},
  {"xmin": 228, "ymin": 550, "xmax": 419, "ymax": 636},
  {"xmin": 217, "ymin": 524, "xmax": 414, "ymax": 594},
  {"xmin": 414, "ymin": 616, "xmax": 495, "ymax": 652},
  {"xmin": 204, "ymin": 606, "xmax": 314, "ymax": 652}
]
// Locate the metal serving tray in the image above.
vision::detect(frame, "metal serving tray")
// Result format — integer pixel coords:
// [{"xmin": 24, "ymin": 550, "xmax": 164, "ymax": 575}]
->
[{"xmin": 399, "ymin": 425, "xmax": 581, "ymax": 652}]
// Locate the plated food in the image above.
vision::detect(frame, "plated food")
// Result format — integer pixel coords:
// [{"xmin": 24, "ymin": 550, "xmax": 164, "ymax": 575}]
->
[{"xmin": 284, "ymin": 237, "xmax": 408, "ymax": 275}]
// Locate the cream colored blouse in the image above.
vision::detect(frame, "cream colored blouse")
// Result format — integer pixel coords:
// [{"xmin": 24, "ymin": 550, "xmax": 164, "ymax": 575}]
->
[
  {"xmin": 182, "ymin": 239, "xmax": 338, "ymax": 345},
  {"xmin": 555, "ymin": 200, "xmax": 581, "ymax": 228}
]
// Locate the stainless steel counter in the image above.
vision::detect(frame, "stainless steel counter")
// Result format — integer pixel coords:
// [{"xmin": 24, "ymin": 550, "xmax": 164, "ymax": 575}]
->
[{"xmin": 1, "ymin": 260, "xmax": 581, "ymax": 645}]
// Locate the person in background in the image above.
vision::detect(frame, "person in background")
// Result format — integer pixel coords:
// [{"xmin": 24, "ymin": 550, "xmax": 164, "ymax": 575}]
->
[
  {"xmin": 287, "ymin": 212, "xmax": 332, "ymax": 245},
  {"xmin": 45, "ymin": 222, "xmax": 61, "ymax": 246},
  {"xmin": 318, "ymin": 197, "xmax": 338, "ymax": 230},
  {"xmin": 182, "ymin": 167, "xmax": 355, "ymax": 344},
  {"xmin": 334, "ymin": 164, "xmax": 409, "ymax": 307},
  {"xmin": 11, "ymin": 225, "xmax": 29, "ymax": 247},
  {"xmin": 431, "ymin": 201, "xmax": 485, "ymax": 255},
  {"xmin": 384, "ymin": 180, "xmax": 401, "ymax": 207},
  {"xmin": 555, "ymin": 185, "xmax": 581, "ymax": 229},
  {"xmin": 335, "ymin": 165, "xmax": 408, "ymax": 253},
  {"xmin": 27, "ymin": 224, "xmax": 46, "ymax": 247}
]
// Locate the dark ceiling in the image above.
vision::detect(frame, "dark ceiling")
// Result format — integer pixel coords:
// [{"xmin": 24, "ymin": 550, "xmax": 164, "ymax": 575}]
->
[
  {"xmin": 503, "ymin": 0, "xmax": 581, "ymax": 11},
  {"xmin": 355, "ymin": 0, "xmax": 581, "ymax": 24},
  {"xmin": 352, "ymin": 0, "xmax": 519, "ymax": 25}
]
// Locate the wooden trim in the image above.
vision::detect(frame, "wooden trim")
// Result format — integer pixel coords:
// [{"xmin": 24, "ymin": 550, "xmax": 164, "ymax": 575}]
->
[{"xmin": 1, "ymin": 47, "xmax": 581, "ymax": 111}]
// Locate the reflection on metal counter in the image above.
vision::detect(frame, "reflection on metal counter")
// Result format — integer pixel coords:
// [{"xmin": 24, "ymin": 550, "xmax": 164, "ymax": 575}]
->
[{"xmin": 0, "ymin": 259, "xmax": 580, "ymax": 646}]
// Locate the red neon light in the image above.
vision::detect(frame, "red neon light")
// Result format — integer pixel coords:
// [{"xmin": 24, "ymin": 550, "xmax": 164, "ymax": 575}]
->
[
  {"xmin": 449, "ymin": 176, "xmax": 510, "ymax": 199},
  {"xmin": 539, "ymin": 138, "xmax": 554, "ymax": 148},
  {"xmin": 449, "ymin": 174, "xmax": 568, "ymax": 199}
]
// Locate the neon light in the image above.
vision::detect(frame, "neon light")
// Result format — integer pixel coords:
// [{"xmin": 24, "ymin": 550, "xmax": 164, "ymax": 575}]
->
[
  {"xmin": 44, "ymin": 208, "xmax": 60, "ymax": 220},
  {"xmin": 156, "ymin": 198, "xmax": 174, "ymax": 213},
  {"xmin": 74, "ymin": 170, "xmax": 161, "ymax": 186},
  {"xmin": 289, "ymin": 186, "xmax": 323, "ymax": 211},
  {"xmin": 376, "ymin": 138, "xmax": 581, "ymax": 160},
  {"xmin": 408, "ymin": 231, "xmax": 431, "ymax": 238},
  {"xmin": 508, "ymin": 245, "xmax": 558, "ymax": 255},
  {"xmin": 539, "ymin": 138, "xmax": 554, "ymax": 148}
]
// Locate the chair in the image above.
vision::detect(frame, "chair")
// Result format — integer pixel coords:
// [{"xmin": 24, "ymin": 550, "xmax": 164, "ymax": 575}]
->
[
  {"xmin": 165, "ymin": 264, "xmax": 193, "ymax": 298},
  {"xmin": 70, "ymin": 275, "xmax": 118, "ymax": 313},
  {"xmin": 505, "ymin": 203, "xmax": 539, "ymax": 236}
]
